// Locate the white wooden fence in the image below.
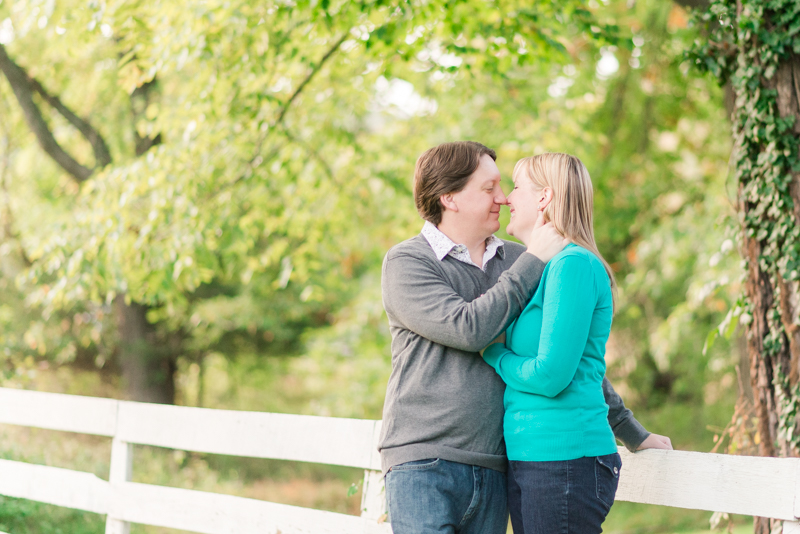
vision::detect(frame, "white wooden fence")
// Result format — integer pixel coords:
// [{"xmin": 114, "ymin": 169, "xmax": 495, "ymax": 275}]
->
[{"xmin": 0, "ymin": 387, "xmax": 798, "ymax": 533}]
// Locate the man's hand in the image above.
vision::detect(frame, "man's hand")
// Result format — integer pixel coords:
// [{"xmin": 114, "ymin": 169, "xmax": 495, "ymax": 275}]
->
[
  {"xmin": 479, "ymin": 332, "xmax": 505, "ymax": 356},
  {"xmin": 525, "ymin": 216, "xmax": 568, "ymax": 263},
  {"xmin": 636, "ymin": 433, "xmax": 673, "ymax": 451}
]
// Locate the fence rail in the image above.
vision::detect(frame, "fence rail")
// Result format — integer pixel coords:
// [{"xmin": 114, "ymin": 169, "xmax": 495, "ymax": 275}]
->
[{"xmin": 0, "ymin": 387, "xmax": 798, "ymax": 533}]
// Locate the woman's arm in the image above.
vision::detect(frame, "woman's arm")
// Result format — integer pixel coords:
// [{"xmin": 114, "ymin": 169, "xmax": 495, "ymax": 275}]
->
[
  {"xmin": 383, "ymin": 251, "xmax": 544, "ymax": 352},
  {"xmin": 482, "ymin": 255, "xmax": 596, "ymax": 397}
]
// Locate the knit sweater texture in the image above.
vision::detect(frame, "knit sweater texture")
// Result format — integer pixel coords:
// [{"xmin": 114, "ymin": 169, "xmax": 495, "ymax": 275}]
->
[
  {"xmin": 483, "ymin": 244, "xmax": 618, "ymax": 461},
  {"xmin": 379, "ymin": 234, "xmax": 649, "ymax": 474}
]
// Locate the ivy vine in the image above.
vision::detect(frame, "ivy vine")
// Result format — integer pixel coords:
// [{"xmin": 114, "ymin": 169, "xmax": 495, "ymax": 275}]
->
[{"xmin": 689, "ymin": 0, "xmax": 800, "ymax": 450}]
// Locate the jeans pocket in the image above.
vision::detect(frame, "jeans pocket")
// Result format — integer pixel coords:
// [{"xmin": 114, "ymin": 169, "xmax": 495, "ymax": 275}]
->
[
  {"xmin": 389, "ymin": 458, "xmax": 441, "ymax": 472},
  {"xmin": 595, "ymin": 453, "xmax": 621, "ymax": 510}
]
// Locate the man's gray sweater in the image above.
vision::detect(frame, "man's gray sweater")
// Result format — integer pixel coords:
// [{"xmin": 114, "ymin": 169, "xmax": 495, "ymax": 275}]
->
[{"xmin": 379, "ymin": 234, "xmax": 648, "ymax": 474}]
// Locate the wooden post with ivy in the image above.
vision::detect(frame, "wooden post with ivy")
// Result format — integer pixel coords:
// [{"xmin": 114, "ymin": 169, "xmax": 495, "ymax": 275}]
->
[{"xmin": 691, "ymin": 1, "xmax": 800, "ymax": 532}]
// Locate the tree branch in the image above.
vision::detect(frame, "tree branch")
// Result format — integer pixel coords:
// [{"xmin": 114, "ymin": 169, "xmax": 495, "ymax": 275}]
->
[
  {"xmin": 28, "ymin": 77, "xmax": 112, "ymax": 168},
  {"xmin": 0, "ymin": 44, "xmax": 112, "ymax": 183},
  {"xmin": 0, "ymin": 45, "xmax": 93, "ymax": 182},
  {"xmin": 281, "ymin": 126, "xmax": 334, "ymax": 181},
  {"xmin": 273, "ymin": 31, "xmax": 349, "ymax": 127},
  {"xmin": 131, "ymin": 78, "xmax": 162, "ymax": 156}
]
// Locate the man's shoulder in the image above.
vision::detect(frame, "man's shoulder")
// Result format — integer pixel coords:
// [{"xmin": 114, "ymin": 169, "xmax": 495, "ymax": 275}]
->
[
  {"xmin": 500, "ymin": 239, "xmax": 526, "ymax": 263},
  {"xmin": 382, "ymin": 235, "xmax": 440, "ymax": 293},
  {"xmin": 385, "ymin": 234, "xmax": 435, "ymax": 262}
]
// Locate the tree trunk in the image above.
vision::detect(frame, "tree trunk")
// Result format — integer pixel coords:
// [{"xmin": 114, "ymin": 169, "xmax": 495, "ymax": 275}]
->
[
  {"xmin": 117, "ymin": 77, "xmax": 173, "ymax": 403},
  {"xmin": 0, "ymin": 44, "xmax": 174, "ymax": 403},
  {"xmin": 729, "ymin": 13, "xmax": 800, "ymax": 534},
  {"xmin": 742, "ymin": 54, "xmax": 800, "ymax": 450},
  {"xmin": 113, "ymin": 295, "xmax": 175, "ymax": 404},
  {"xmin": 688, "ymin": 0, "xmax": 800, "ymax": 530}
]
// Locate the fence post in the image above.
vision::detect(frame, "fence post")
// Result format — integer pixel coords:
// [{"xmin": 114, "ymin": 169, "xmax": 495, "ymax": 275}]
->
[
  {"xmin": 361, "ymin": 468, "xmax": 387, "ymax": 522},
  {"xmin": 105, "ymin": 437, "xmax": 132, "ymax": 534},
  {"xmin": 361, "ymin": 420, "xmax": 387, "ymax": 524}
]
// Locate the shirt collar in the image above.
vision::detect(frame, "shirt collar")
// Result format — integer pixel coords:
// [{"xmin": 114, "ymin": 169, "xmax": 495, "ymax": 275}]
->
[{"xmin": 421, "ymin": 221, "xmax": 505, "ymax": 268}]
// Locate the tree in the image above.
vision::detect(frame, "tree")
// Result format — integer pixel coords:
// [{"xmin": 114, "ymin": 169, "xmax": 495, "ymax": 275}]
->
[
  {"xmin": 0, "ymin": 0, "xmax": 620, "ymax": 402},
  {"xmin": 0, "ymin": 29, "xmax": 173, "ymax": 401},
  {"xmin": 691, "ymin": 1, "xmax": 800, "ymax": 532},
  {"xmin": 289, "ymin": 0, "xmax": 740, "ymax": 428}
]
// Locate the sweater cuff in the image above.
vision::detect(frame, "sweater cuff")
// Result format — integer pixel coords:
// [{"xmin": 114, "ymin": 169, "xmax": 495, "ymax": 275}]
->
[
  {"xmin": 614, "ymin": 417, "xmax": 650, "ymax": 452},
  {"xmin": 482, "ymin": 344, "xmax": 505, "ymax": 369}
]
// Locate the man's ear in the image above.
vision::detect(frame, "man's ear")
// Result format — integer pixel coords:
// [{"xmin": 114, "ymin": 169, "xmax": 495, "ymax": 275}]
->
[{"xmin": 440, "ymin": 193, "xmax": 458, "ymax": 212}]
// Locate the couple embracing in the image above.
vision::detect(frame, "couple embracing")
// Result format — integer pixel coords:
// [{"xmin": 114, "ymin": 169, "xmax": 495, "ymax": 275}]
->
[{"xmin": 378, "ymin": 141, "xmax": 672, "ymax": 534}]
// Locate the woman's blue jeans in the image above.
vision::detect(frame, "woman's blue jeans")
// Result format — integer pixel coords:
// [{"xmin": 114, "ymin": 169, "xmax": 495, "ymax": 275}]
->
[
  {"xmin": 507, "ymin": 453, "xmax": 622, "ymax": 534},
  {"xmin": 385, "ymin": 458, "xmax": 509, "ymax": 534}
]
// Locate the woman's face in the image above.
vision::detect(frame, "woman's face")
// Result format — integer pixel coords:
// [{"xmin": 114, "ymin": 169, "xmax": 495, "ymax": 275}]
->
[{"xmin": 506, "ymin": 176, "xmax": 543, "ymax": 239}]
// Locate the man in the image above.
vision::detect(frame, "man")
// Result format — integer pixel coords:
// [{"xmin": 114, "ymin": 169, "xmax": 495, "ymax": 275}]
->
[{"xmin": 379, "ymin": 141, "xmax": 671, "ymax": 534}]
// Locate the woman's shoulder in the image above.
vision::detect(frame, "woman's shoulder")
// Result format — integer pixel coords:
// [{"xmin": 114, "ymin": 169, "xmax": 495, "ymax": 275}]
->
[
  {"xmin": 551, "ymin": 244, "xmax": 593, "ymax": 264},
  {"xmin": 547, "ymin": 245, "xmax": 607, "ymax": 277}
]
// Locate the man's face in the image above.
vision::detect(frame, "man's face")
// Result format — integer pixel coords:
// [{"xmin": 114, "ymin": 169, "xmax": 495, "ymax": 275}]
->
[{"xmin": 448, "ymin": 154, "xmax": 507, "ymax": 239}]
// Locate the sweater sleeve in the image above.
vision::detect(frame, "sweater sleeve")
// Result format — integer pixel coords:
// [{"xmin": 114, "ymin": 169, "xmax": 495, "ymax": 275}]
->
[
  {"xmin": 482, "ymin": 255, "xmax": 594, "ymax": 397},
  {"xmin": 382, "ymin": 250, "xmax": 545, "ymax": 353},
  {"xmin": 482, "ymin": 254, "xmax": 651, "ymax": 449},
  {"xmin": 603, "ymin": 378, "xmax": 650, "ymax": 451}
]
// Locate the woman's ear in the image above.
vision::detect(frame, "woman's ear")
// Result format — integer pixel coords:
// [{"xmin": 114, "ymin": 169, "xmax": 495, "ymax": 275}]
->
[
  {"xmin": 539, "ymin": 187, "xmax": 554, "ymax": 210},
  {"xmin": 539, "ymin": 187, "xmax": 554, "ymax": 222}
]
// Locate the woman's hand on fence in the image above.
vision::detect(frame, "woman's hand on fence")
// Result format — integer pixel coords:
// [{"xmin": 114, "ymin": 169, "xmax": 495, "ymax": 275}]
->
[{"xmin": 636, "ymin": 433, "xmax": 673, "ymax": 451}]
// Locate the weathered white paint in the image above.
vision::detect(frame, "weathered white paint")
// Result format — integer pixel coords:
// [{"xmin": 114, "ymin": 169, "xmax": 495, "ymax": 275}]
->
[
  {"xmin": 116, "ymin": 401, "xmax": 381, "ymax": 470},
  {"xmin": 617, "ymin": 448, "xmax": 800, "ymax": 520},
  {"xmin": 360, "ymin": 469, "xmax": 386, "ymax": 522},
  {"xmin": 108, "ymin": 481, "xmax": 393, "ymax": 534},
  {"xmin": 361, "ymin": 420, "xmax": 387, "ymax": 521},
  {"xmin": 0, "ymin": 387, "xmax": 799, "ymax": 533},
  {"xmin": 795, "ymin": 460, "xmax": 800, "ymax": 518},
  {"xmin": 105, "ymin": 437, "xmax": 133, "ymax": 534},
  {"xmin": 0, "ymin": 388, "xmax": 117, "ymax": 436},
  {"xmin": 0, "ymin": 458, "xmax": 108, "ymax": 514}
]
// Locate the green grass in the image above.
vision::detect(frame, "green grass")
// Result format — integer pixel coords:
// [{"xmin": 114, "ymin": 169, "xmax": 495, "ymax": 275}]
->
[
  {"xmin": 604, "ymin": 502, "xmax": 752, "ymax": 534},
  {"xmin": 0, "ymin": 497, "xmax": 103, "ymax": 534}
]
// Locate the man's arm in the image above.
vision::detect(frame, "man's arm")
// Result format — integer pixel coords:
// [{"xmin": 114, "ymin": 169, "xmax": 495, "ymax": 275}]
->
[
  {"xmin": 606, "ymin": 379, "xmax": 674, "ymax": 451},
  {"xmin": 481, "ymin": 255, "xmax": 594, "ymax": 397},
  {"xmin": 603, "ymin": 377, "xmax": 651, "ymax": 451},
  {"xmin": 382, "ymin": 251, "xmax": 545, "ymax": 352}
]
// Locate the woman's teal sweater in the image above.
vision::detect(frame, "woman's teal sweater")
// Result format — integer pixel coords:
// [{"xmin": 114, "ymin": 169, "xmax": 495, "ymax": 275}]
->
[{"xmin": 482, "ymin": 244, "xmax": 618, "ymax": 462}]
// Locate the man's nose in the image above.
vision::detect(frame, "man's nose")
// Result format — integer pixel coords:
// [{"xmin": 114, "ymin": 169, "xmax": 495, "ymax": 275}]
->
[{"xmin": 496, "ymin": 190, "xmax": 508, "ymax": 205}]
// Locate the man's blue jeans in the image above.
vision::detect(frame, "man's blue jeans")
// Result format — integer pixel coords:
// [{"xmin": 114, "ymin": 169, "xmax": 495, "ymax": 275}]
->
[
  {"xmin": 385, "ymin": 458, "xmax": 508, "ymax": 534},
  {"xmin": 507, "ymin": 453, "xmax": 622, "ymax": 534}
]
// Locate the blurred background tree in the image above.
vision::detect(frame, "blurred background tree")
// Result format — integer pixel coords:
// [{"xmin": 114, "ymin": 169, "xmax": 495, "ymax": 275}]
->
[{"xmin": 0, "ymin": 0, "xmax": 762, "ymax": 532}]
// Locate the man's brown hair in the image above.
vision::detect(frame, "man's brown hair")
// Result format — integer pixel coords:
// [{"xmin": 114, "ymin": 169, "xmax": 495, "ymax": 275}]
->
[{"xmin": 413, "ymin": 141, "xmax": 497, "ymax": 225}]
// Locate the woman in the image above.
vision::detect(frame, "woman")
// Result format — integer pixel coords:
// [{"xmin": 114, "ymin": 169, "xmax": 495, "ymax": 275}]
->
[{"xmin": 482, "ymin": 153, "xmax": 620, "ymax": 534}]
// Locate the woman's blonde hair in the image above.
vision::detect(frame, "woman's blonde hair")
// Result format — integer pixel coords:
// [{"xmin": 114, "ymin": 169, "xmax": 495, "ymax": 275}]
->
[{"xmin": 513, "ymin": 153, "xmax": 616, "ymax": 296}]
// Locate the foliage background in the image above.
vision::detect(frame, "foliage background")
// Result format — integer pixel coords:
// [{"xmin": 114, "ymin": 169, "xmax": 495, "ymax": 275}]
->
[{"xmin": 0, "ymin": 0, "xmax": 751, "ymax": 531}]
